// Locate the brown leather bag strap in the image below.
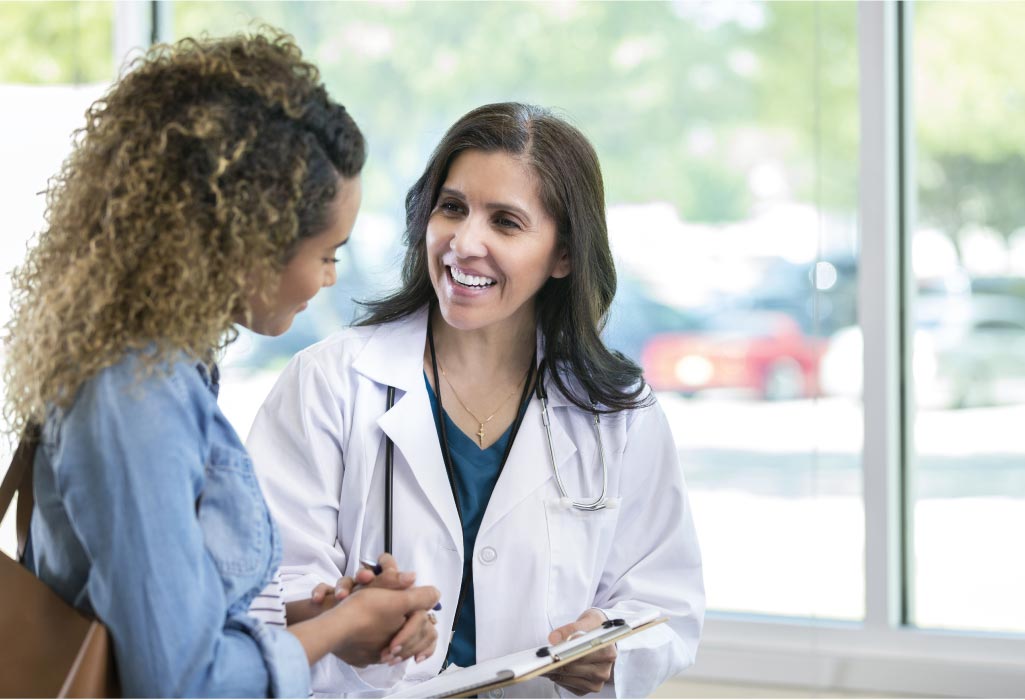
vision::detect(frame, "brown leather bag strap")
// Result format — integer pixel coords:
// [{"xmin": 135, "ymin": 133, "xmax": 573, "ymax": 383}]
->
[{"xmin": 0, "ymin": 423, "xmax": 41, "ymax": 561}]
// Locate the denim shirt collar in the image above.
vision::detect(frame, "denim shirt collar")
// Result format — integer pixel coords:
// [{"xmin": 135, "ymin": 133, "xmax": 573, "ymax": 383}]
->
[{"xmin": 194, "ymin": 362, "xmax": 220, "ymax": 398}]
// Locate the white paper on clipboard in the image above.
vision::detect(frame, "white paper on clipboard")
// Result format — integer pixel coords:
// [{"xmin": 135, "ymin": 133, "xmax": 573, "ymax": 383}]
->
[{"xmin": 384, "ymin": 610, "xmax": 661, "ymax": 699}]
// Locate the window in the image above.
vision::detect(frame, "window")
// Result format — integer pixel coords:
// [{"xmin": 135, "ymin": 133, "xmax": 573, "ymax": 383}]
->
[
  {"xmin": 910, "ymin": 0, "xmax": 1025, "ymax": 635},
  {"xmin": 2, "ymin": 2, "xmax": 1023, "ymax": 694},
  {"xmin": 174, "ymin": 0, "xmax": 864, "ymax": 622},
  {"xmin": 0, "ymin": 0, "xmax": 121, "ymax": 557}
]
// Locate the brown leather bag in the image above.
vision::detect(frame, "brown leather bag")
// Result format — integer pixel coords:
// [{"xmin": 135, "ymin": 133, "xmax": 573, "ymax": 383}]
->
[{"xmin": 0, "ymin": 426, "xmax": 120, "ymax": 698}]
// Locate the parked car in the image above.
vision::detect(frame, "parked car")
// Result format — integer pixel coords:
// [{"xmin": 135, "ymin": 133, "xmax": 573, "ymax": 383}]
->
[
  {"xmin": 641, "ymin": 310, "xmax": 826, "ymax": 400},
  {"xmin": 603, "ymin": 270, "xmax": 703, "ymax": 364},
  {"xmin": 820, "ymin": 293, "xmax": 1025, "ymax": 408},
  {"xmin": 741, "ymin": 255, "xmax": 858, "ymax": 337}
]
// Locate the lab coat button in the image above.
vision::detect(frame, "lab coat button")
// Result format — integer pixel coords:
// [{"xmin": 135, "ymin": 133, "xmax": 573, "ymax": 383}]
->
[
  {"xmin": 488, "ymin": 689, "xmax": 504, "ymax": 698},
  {"xmin": 479, "ymin": 546, "xmax": 498, "ymax": 564}
]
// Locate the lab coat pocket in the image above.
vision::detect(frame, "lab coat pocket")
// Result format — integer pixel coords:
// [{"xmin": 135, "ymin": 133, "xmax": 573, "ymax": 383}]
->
[
  {"xmin": 199, "ymin": 443, "xmax": 269, "ymax": 581},
  {"xmin": 543, "ymin": 499, "xmax": 619, "ymax": 629}
]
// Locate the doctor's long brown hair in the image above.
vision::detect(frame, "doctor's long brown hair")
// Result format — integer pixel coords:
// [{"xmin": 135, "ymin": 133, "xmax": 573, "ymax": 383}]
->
[{"xmin": 358, "ymin": 102, "xmax": 650, "ymax": 414}]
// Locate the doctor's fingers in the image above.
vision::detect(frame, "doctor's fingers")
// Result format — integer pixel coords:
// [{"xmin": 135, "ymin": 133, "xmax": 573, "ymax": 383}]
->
[
  {"xmin": 548, "ymin": 609, "xmax": 607, "ymax": 644},
  {"xmin": 396, "ymin": 585, "xmax": 441, "ymax": 614},
  {"xmin": 311, "ymin": 583, "xmax": 334, "ymax": 603},
  {"xmin": 325, "ymin": 575, "xmax": 363, "ymax": 600},
  {"xmin": 380, "ymin": 610, "xmax": 438, "ymax": 665},
  {"xmin": 549, "ymin": 661, "xmax": 615, "ymax": 694},
  {"xmin": 367, "ymin": 568, "xmax": 417, "ymax": 590},
  {"xmin": 546, "ymin": 671, "xmax": 609, "ymax": 697},
  {"xmin": 552, "ymin": 658, "xmax": 615, "ymax": 681},
  {"xmin": 544, "ymin": 657, "xmax": 615, "ymax": 691},
  {"xmin": 376, "ymin": 552, "xmax": 400, "ymax": 571},
  {"xmin": 576, "ymin": 644, "xmax": 617, "ymax": 664}
]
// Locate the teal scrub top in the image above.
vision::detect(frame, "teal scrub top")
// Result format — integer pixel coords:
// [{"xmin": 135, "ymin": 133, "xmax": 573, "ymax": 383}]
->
[{"xmin": 424, "ymin": 373, "xmax": 528, "ymax": 668}]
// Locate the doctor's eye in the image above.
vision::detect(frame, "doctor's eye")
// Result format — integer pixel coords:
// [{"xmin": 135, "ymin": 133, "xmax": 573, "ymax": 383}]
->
[
  {"xmin": 493, "ymin": 214, "xmax": 522, "ymax": 231},
  {"xmin": 438, "ymin": 199, "xmax": 466, "ymax": 216}
]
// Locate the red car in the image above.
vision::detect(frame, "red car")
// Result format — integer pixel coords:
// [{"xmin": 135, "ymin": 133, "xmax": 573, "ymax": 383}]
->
[{"xmin": 641, "ymin": 311, "xmax": 825, "ymax": 400}]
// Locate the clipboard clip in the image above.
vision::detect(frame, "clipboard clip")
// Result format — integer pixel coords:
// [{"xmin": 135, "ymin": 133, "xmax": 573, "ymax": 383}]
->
[{"xmin": 535, "ymin": 619, "xmax": 626, "ymax": 660}]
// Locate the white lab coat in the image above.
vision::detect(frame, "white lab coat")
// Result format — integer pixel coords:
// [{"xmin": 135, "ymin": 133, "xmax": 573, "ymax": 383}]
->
[{"xmin": 247, "ymin": 308, "xmax": 704, "ymax": 698}]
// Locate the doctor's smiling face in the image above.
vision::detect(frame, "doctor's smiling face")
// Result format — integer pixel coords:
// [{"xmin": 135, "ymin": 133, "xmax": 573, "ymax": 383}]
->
[
  {"xmin": 245, "ymin": 175, "xmax": 362, "ymax": 336},
  {"xmin": 426, "ymin": 149, "xmax": 570, "ymax": 334}
]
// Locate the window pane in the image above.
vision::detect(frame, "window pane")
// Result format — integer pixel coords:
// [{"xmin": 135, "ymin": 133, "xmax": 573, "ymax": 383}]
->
[
  {"xmin": 0, "ymin": 1, "xmax": 115, "ymax": 84},
  {"xmin": 910, "ymin": 0, "xmax": 1025, "ymax": 634},
  {"xmin": 174, "ymin": 0, "xmax": 861, "ymax": 620},
  {"xmin": 0, "ymin": 2, "xmax": 117, "ymax": 557}
]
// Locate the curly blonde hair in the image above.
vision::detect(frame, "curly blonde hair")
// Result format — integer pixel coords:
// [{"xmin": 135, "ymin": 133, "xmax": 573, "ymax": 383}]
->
[{"xmin": 3, "ymin": 29, "xmax": 365, "ymax": 437}]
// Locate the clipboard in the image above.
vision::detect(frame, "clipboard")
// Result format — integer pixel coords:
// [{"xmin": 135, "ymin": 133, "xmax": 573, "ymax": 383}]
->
[{"xmin": 385, "ymin": 612, "xmax": 668, "ymax": 699}]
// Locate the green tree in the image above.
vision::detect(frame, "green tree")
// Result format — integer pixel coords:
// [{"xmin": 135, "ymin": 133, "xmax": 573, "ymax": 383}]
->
[
  {"xmin": 175, "ymin": 0, "xmax": 771, "ymax": 222},
  {"xmin": 752, "ymin": 1, "xmax": 859, "ymax": 212},
  {"xmin": 0, "ymin": 1, "xmax": 114, "ymax": 83},
  {"xmin": 914, "ymin": 1, "xmax": 1025, "ymax": 242}
]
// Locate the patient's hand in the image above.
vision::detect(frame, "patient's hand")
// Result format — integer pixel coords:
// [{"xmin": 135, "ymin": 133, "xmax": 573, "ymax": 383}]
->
[
  {"xmin": 310, "ymin": 553, "xmax": 417, "ymax": 605},
  {"xmin": 296, "ymin": 553, "xmax": 438, "ymax": 666}
]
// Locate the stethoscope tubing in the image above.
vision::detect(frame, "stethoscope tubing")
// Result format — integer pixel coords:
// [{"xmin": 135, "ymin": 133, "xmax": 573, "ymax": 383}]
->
[
  {"xmin": 538, "ymin": 391, "xmax": 609, "ymax": 511},
  {"xmin": 534, "ymin": 361, "xmax": 609, "ymax": 512},
  {"xmin": 384, "ymin": 385, "xmax": 396, "ymax": 554}
]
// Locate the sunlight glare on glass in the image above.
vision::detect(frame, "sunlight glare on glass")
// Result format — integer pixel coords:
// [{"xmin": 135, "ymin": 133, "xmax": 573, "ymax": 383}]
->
[{"xmin": 814, "ymin": 261, "xmax": 837, "ymax": 291}]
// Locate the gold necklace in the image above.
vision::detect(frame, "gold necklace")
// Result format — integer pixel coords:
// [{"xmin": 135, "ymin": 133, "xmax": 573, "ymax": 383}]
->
[{"xmin": 438, "ymin": 361, "xmax": 529, "ymax": 447}]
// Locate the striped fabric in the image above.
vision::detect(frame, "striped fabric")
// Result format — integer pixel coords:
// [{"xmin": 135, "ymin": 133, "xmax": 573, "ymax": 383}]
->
[
  {"xmin": 248, "ymin": 572, "xmax": 313, "ymax": 697},
  {"xmin": 248, "ymin": 574, "xmax": 287, "ymax": 628}
]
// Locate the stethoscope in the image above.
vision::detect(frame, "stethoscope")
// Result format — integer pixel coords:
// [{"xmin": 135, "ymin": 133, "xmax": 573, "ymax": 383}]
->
[
  {"xmin": 381, "ymin": 357, "xmax": 610, "ymax": 552},
  {"xmin": 534, "ymin": 361, "xmax": 610, "ymax": 512}
]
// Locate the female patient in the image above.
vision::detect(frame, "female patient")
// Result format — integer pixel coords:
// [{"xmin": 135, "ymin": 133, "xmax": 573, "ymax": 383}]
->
[{"xmin": 3, "ymin": 31, "xmax": 437, "ymax": 697}]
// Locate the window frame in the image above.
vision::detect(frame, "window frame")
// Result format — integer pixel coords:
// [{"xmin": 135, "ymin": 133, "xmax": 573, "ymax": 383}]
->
[
  {"xmin": 133, "ymin": 1, "xmax": 1025, "ymax": 694},
  {"xmin": 692, "ymin": 3, "xmax": 1025, "ymax": 695}
]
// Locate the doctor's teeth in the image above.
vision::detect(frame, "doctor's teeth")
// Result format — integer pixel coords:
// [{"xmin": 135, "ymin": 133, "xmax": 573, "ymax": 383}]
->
[{"xmin": 450, "ymin": 267, "xmax": 495, "ymax": 287}]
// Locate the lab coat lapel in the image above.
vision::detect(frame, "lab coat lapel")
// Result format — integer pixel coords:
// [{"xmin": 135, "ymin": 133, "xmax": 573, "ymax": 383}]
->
[
  {"xmin": 376, "ymin": 384, "xmax": 464, "ymax": 555},
  {"xmin": 353, "ymin": 310, "xmax": 464, "ymax": 556},
  {"xmin": 351, "ymin": 308, "xmax": 427, "ymax": 395},
  {"xmin": 477, "ymin": 376, "xmax": 577, "ymax": 539}
]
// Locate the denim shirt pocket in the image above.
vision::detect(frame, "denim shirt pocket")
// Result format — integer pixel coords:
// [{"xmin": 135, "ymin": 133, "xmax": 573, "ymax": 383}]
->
[{"xmin": 198, "ymin": 442, "xmax": 270, "ymax": 603}]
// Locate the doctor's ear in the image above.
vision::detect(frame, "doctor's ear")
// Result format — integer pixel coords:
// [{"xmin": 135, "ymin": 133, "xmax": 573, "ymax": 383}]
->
[{"xmin": 551, "ymin": 246, "xmax": 571, "ymax": 279}]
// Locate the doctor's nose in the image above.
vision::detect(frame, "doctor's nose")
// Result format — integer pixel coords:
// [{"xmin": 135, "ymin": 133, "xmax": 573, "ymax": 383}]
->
[{"xmin": 449, "ymin": 218, "xmax": 489, "ymax": 259}]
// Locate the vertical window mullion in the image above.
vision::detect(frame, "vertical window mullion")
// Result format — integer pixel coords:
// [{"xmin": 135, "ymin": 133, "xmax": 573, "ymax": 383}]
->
[
  {"xmin": 113, "ymin": 1, "xmax": 155, "ymax": 69},
  {"xmin": 154, "ymin": 0, "xmax": 174, "ymax": 45},
  {"xmin": 896, "ymin": 0, "xmax": 916, "ymax": 632},
  {"xmin": 858, "ymin": 0, "xmax": 904, "ymax": 632}
]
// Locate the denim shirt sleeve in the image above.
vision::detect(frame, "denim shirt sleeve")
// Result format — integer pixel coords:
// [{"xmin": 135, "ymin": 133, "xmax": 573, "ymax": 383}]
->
[{"xmin": 50, "ymin": 360, "xmax": 310, "ymax": 697}]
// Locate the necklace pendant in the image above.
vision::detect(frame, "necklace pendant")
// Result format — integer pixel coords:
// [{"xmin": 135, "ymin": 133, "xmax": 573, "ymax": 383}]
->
[{"xmin": 477, "ymin": 423, "xmax": 486, "ymax": 447}]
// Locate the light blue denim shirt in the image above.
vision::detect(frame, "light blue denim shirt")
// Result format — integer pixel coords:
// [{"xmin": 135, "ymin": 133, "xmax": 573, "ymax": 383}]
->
[{"xmin": 27, "ymin": 353, "xmax": 311, "ymax": 698}]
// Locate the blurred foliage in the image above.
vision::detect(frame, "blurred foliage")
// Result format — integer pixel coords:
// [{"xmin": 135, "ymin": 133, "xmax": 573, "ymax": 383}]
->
[
  {"xmin": 915, "ymin": 2, "xmax": 1025, "ymax": 159},
  {"xmin": 3, "ymin": 1, "xmax": 1022, "ymax": 243},
  {"xmin": 914, "ymin": 1, "xmax": 1025, "ymax": 241},
  {"xmin": 172, "ymin": 0, "xmax": 856, "ymax": 222},
  {"xmin": 0, "ymin": 1, "xmax": 114, "ymax": 83},
  {"xmin": 752, "ymin": 1, "xmax": 859, "ymax": 215},
  {"xmin": 0, "ymin": 0, "xmax": 859, "ymax": 223}
]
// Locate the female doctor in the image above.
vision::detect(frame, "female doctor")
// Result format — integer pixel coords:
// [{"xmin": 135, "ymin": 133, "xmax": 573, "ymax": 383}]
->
[{"xmin": 248, "ymin": 102, "xmax": 704, "ymax": 698}]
